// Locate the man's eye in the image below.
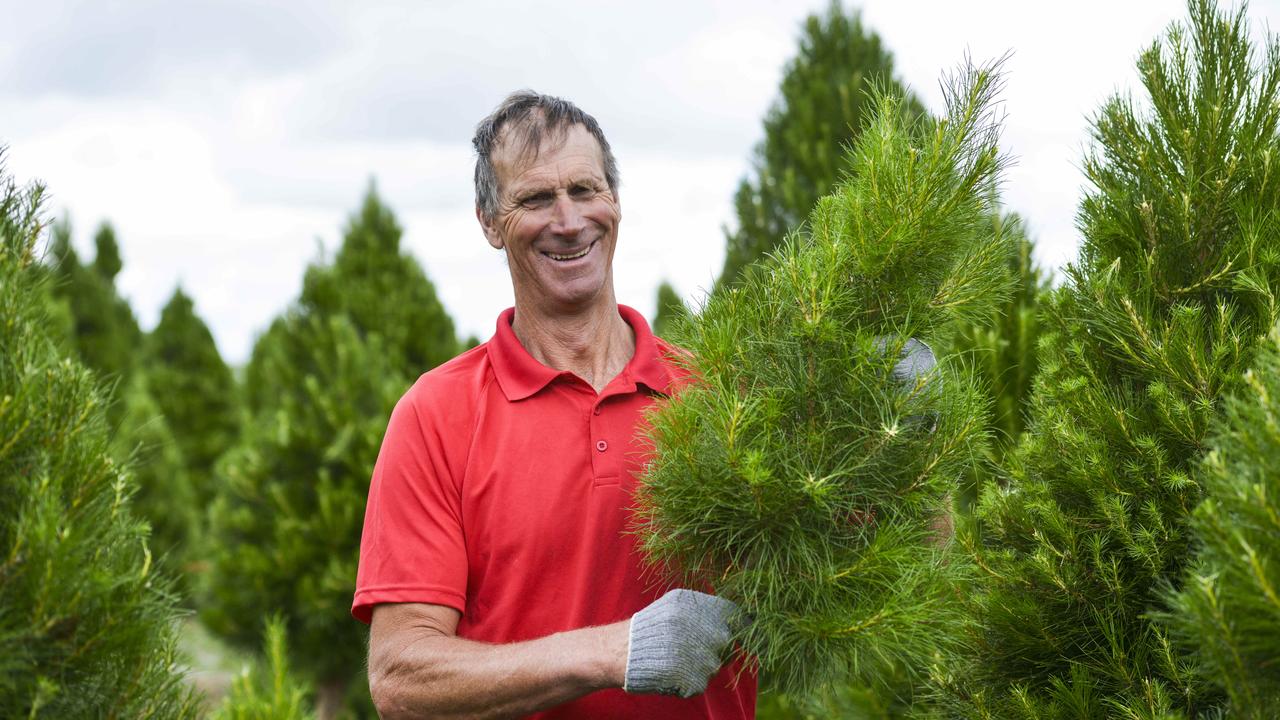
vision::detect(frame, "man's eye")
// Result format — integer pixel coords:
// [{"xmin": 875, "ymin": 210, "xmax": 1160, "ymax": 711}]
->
[
  {"xmin": 521, "ymin": 194, "xmax": 553, "ymax": 208},
  {"xmin": 570, "ymin": 185, "xmax": 593, "ymax": 198}
]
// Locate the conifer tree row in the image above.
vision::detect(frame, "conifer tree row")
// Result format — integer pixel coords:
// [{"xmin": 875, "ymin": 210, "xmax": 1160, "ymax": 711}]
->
[
  {"xmin": 202, "ymin": 186, "xmax": 458, "ymax": 717},
  {"xmin": 638, "ymin": 64, "xmax": 1012, "ymax": 698},
  {"xmin": 942, "ymin": 2, "xmax": 1280, "ymax": 716},
  {"xmin": 0, "ymin": 157, "xmax": 196, "ymax": 717},
  {"xmin": 1164, "ymin": 322, "xmax": 1280, "ymax": 718}
]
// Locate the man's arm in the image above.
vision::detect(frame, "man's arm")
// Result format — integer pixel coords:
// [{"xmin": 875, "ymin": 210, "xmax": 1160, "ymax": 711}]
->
[
  {"xmin": 368, "ymin": 602, "xmax": 627, "ymax": 720},
  {"xmin": 368, "ymin": 589, "xmax": 740, "ymax": 719}
]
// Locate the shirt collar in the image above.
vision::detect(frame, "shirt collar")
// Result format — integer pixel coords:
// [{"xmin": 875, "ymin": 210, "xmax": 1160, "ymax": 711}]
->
[{"xmin": 488, "ymin": 304, "xmax": 678, "ymax": 401}]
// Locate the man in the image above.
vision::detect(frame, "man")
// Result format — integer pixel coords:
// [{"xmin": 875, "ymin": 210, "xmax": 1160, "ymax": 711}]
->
[{"xmin": 352, "ymin": 92, "xmax": 757, "ymax": 719}]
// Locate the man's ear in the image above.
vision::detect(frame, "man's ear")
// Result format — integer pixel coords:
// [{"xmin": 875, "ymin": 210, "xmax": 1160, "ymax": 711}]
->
[{"xmin": 477, "ymin": 206, "xmax": 504, "ymax": 250}]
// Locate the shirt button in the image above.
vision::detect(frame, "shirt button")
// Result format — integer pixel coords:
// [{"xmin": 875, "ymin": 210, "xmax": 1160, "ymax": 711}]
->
[
  {"xmin": 593, "ymin": 406, "xmax": 601, "ymax": 416},
  {"xmin": 596, "ymin": 440, "xmax": 608, "ymax": 452}
]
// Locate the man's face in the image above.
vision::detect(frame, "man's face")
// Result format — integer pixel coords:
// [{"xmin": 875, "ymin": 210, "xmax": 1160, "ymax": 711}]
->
[{"xmin": 479, "ymin": 124, "xmax": 621, "ymax": 314}]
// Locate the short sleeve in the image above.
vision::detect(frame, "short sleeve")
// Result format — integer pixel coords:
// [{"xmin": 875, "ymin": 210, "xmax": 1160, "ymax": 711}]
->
[{"xmin": 352, "ymin": 389, "xmax": 468, "ymax": 624}]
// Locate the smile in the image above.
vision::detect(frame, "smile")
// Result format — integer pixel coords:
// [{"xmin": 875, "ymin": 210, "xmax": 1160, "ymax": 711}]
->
[{"xmin": 544, "ymin": 243, "xmax": 594, "ymax": 261}]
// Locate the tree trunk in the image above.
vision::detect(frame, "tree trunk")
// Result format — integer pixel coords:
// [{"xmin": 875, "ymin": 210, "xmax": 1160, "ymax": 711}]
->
[{"xmin": 316, "ymin": 676, "xmax": 350, "ymax": 720}]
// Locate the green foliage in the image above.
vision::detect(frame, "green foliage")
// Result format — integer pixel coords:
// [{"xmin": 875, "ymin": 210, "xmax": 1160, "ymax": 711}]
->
[
  {"xmin": 1164, "ymin": 322, "xmax": 1280, "ymax": 718},
  {"xmin": 652, "ymin": 279, "xmax": 687, "ymax": 338},
  {"xmin": 112, "ymin": 372, "xmax": 197, "ymax": 566},
  {"xmin": 211, "ymin": 617, "xmax": 316, "ymax": 720},
  {"xmin": 46, "ymin": 218, "xmax": 144, "ymax": 393},
  {"xmin": 91, "ymin": 222, "xmax": 122, "ymax": 282},
  {"xmin": 949, "ymin": 215, "xmax": 1048, "ymax": 459},
  {"xmin": 203, "ymin": 186, "xmax": 457, "ymax": 707},
  {"xmin": 945, "ymin": 218, "xmax": 1049, "ymax": 516},
  {"xmin": 298, "ymin": 182, "xmax": 458, "ymax": 374},
  {"xmin": 638, "ymin": 64, "xmax": 1012, "ymax": 698},
  {"xmin": 719, "ymin": 0, "xmax": 927, "ymax": 288},
  {"xmin": 146, "ymin": 286, "xmax": 241, "ymax": 499},
  {"xmin": 950, "ymin": 2, "xmax": 1280, "ymax": 715},
  {"xmin": 0, "ymin": 156, "xmax": 197, "ymax": 717}
]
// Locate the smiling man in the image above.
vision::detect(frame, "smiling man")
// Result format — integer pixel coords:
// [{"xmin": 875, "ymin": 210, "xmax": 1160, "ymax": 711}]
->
[{"xmin": 352, "ymin": 92, "xmax": 757, "ymax": 719}]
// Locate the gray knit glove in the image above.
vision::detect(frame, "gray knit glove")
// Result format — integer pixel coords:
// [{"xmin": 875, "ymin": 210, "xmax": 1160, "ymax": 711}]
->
[
  {"xmin": 623, "ymin": 589, "xmax": 737, "ymax": 698},
  {"xmin": 890, "ymin": 337, "xmax": 936, "ymax": 385},
  {"xmin": 878, "ymin": 336, "xmax": 939, "ymax": 432}
]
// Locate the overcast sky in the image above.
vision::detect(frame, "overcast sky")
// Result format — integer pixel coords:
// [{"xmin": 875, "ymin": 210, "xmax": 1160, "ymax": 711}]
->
[{"xmin": 4, "ymin": 0, "xmax": 1278, "ymax": 365}]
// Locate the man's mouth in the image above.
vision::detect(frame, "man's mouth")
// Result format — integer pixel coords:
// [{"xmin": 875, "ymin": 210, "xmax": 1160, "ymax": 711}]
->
[{"xmin": 544, "ymin": 242, "xmax": 594, "ymax": 262}]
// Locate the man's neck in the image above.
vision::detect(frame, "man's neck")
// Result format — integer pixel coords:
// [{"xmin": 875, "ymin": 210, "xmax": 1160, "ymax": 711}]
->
[{"xmin": 511, "ymin": 298, "xmax": 635, "ymax": 394}]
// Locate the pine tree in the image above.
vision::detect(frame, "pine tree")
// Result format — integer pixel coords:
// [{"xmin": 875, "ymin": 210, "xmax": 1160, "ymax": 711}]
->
[
  {"xmin": 146, "ymin": 286, "xmax": 241, "ymax": 501},
  {"xmin": 943, "ymin": 2, "xmax": 1280, "ymax": 715},
  {"xmin": 46, "ymin": 219, "xmax": 144, "ymax": 391},
  {"xmin": 0, "ymin": 156, "xmax": 197, "ymax": 717},
  {"xmin": 203, "ymin": 186, "xmax": 457, "ymax": 717},
  {"xmin": 112, "ymin": 372, "xmax": 197, "ymax": 566},
  {"xmin": 718, "ymin": 0, "xmax": 927, "ymax": 289},
  {"xmin": 299, "ymin": 183, "xmax": 458, "ymax": 373},
  {"xmin": 637, "ymin": 63, "xmax": 1012, "ymax": 699},
  {"xmin": 652, "ymin": 279, "xmax": 688, "ymax": 338},
  {"xmin": 91, "ymin": 221, "xmax": 123, "ymax": 283},
  {"xmin": 210, "ymin": 617, "xmax": 316, "ymax": 720},
  {"xmin": 1163, "ymin": 322, "xmax": 1280, "ymax": 718}
]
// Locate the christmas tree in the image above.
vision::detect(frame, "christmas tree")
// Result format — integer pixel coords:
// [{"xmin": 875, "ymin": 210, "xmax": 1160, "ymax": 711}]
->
[
  {"xmin": 652, "ymin": 279, "xmax": 688, "ymax": 339},
  {"xmin": 638, "ymin": 63, "xmax": 1012, "ymax": 698},
  {"xmin": 111, "ymin": 371, "xmax": 196, "ymax": 569},
  {"xmin": 945, "ymin": 1, "xmax": 1280, "ymax": 715},
  {"xmin": 202, "ymin": 186, "xmax": 457, "ymax": 717},
  {"xmin": 46, "ymin": 218, "xmax": 144, "ymax": 395},
  {"xmin": 0, "ymin": 156, "xmax": 197, "ymax": 717},
  {"xmin": 146, "ymin": 286, "xmax": 241, "ymax": 503},
  {"xmin": 1164, "ymin": 321, "xmax": 1280, "ymax": 718},
  {"xmin": 718, "ymin": 0, "xmax": 926, "ymax": 289}
]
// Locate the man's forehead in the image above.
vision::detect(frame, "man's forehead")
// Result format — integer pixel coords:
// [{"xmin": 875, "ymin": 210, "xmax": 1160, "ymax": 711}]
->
[{"xmin": 492, "ymin": 122, "xmax": 604, "ymax": 179}]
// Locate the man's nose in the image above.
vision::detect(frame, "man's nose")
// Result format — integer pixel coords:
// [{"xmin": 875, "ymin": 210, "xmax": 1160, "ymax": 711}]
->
[{"xmin": 550, "ymin": 193, "xmax": 586, "ymax": 237}]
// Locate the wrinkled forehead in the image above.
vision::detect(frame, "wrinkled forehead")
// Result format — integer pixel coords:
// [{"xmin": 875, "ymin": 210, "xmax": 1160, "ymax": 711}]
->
[{"xmin": 491, "ymin": 119, "xmax": 604, "ymax": 182}]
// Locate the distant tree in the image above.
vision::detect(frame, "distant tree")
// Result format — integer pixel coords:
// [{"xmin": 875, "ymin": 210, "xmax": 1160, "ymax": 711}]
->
[
  {"xmin": 46, "ymin": 218, "xmax": 144, "ymax": 398},
  {"xmin": 0, "ymin": 156, "xmax": 197, "ymax": 717},
  {"xmin": 651, "ymin": 279, "xmax": 687, "ymax": 338},
  {"xmin": 91, "ymin": 221, "xmax": 122, "ymax": 282},
  {"xmin": 300, "ymin": 183, "xmax": 458, "ymax": 373},
  {"xmin": 146, "ymin": 286, "xmax": 241, "ymax": 500},
  {"xmin": 718, "ymin": 0, "xmax": 927, "ymax": 289},
  {"xmin": 203, "ymin": 185, "xmax": 458, "ymax": 718},
  {"xmin": 112, "ymin": 372, "xmax": 196, "ymax": 568}
]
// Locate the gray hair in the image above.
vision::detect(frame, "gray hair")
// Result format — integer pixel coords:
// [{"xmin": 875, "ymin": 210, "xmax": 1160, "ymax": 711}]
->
[{"xmin": 472, "ymin": 90, "xmax": 620, "ymax": 220}]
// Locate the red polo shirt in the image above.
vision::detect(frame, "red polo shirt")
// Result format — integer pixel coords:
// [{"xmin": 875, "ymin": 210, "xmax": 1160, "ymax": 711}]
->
[{"xmin": 353, "ymin": 304, "xmax": 756, "ymax": 719}]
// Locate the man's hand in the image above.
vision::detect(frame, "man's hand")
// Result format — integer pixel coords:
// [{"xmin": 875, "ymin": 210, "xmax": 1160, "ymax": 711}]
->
[{"xmin": 624, "ymin": 589, "xmax": 739, "ymax": 698}]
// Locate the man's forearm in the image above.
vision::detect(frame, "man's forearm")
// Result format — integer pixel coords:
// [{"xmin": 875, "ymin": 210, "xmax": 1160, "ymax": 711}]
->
[{"xmin": 370, "ymin": 617, "xmax": 629, "ymax": 720}]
